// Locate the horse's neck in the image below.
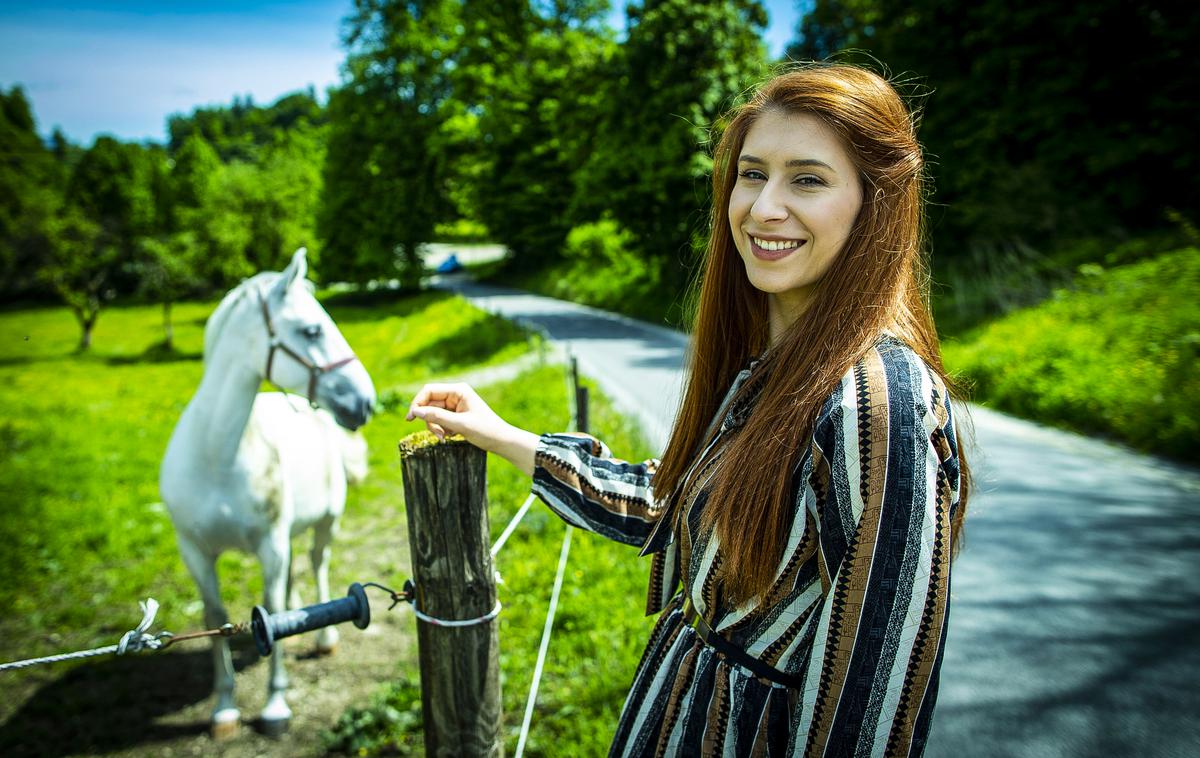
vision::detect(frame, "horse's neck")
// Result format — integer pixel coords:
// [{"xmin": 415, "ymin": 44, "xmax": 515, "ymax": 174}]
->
[{"xmin": 185, "ymin": 340, "xmax": 263, "ymax": 470}]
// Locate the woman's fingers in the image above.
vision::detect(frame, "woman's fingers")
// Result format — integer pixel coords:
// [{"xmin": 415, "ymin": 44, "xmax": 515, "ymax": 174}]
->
[
  {"xmin": 407, "ymin": 382, "xmax": 479, "ymax": 420},
  {"xmin": 410, "ymin": 405, "xmax": 460, "ymax": 438}
]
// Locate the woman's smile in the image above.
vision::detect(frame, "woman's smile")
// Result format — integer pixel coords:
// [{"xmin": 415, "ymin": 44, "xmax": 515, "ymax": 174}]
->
[{"xmin": 749, "ymin": 235, "xmax": 807, "ymax": 260}]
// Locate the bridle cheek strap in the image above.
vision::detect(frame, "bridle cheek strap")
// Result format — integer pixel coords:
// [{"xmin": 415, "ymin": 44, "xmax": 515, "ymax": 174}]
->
[{"xmin": 260, "ymin": 293, "xmax": 359, "ymax": 408}]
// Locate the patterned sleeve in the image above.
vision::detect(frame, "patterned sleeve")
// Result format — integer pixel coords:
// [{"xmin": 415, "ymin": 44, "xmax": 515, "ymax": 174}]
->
[
  {"xmin": 531, "ymin": 432, "xmax": 662, "ymax": 547},
  {"xmin": 796, "ymin": 342, "xmax": 960, "ymax": 758}
]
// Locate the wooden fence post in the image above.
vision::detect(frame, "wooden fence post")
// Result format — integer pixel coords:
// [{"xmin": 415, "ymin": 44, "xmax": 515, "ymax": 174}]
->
[{"xmin": 398, "ymin": 433, "xmax": 502, "ymax": 757}]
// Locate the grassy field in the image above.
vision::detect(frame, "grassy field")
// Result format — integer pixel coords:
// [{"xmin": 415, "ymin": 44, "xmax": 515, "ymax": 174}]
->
[
  {"xmin": 0, "ymin": 289, "xmax": 655, "ymax": 756},
  {"xmin": 943, "ymin": 248, "xmax": 1200, "ymax": 462}
]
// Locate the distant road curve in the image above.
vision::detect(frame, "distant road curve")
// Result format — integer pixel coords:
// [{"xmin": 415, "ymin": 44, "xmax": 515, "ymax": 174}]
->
[{"xmin": 437, "ymin": 276, "xmax": 1200, "ymax": 758}]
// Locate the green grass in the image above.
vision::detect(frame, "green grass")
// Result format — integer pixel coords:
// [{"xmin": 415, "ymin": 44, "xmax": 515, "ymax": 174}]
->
[
  {"xmin": 0, "ymin": 291, "xmax": 530, "ymax": 641},
  {"xmin": 943, "ymin": 248, "xmax": 1200, "ymax": 462},
  {"xmin": 0, "ymin": 289, "xmax": 654, "ymax": 756}
]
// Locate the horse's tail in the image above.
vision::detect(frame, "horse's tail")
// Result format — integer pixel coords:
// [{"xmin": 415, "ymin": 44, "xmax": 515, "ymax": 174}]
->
[{"xmin": 341, "ymin": 429, "xmax": 369, "ymax": 486}]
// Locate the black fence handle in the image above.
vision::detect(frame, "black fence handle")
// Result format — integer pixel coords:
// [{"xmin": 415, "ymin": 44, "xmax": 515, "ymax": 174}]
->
[{"xmin": 251, "ymin": 583, "xmax": 371, "ymax": 656}]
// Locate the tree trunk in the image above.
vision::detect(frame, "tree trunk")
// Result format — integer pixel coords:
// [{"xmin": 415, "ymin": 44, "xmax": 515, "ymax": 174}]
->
[
  {"xmin": 162, "ymin": 300, "xmax": 174, "ymax": 351},
  {"xmin": 75, "ymin": 308, "xmax": 97, "ymax": 352}
]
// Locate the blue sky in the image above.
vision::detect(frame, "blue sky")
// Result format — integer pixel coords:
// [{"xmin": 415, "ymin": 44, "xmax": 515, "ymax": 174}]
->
[{"xmin": 0, "ymin": 1, "xmax": 802, "ymax": 145}]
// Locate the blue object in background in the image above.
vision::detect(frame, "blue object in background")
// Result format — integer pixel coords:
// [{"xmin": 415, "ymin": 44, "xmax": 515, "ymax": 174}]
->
[{"xmin": 435, "ymin": 254, "xmax": 462, "ymax": 273}]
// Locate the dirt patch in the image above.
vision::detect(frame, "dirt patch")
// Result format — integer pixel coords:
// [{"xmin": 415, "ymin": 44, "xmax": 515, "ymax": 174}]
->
[{"xmin": 1, "ymin": 519, "xmax": 420, "ymax": 757}]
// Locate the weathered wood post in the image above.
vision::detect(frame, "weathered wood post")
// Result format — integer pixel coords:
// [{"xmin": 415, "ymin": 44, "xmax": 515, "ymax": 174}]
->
[
  {"xmin": 398, "ymin": 432, "xmax": 502, "ymax": 757},
  {"xmin": 570, "ymin": 356, "xmax": 588, "ymax": 434}
]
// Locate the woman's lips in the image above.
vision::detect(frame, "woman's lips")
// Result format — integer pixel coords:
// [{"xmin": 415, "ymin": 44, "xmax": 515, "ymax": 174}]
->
[{"xmin": 749, "ymin": 236, "xmax": 806, "ymax": 261}]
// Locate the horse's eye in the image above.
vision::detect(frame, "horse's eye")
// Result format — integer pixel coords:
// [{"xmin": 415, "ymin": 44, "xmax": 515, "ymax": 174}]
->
[{"xmin": 302, "ymin": 324, "xmax": 323, "ymax": 340}]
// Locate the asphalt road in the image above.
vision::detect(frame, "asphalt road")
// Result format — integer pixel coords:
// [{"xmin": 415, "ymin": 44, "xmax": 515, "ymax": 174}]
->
[{"xmin": 440, "ymin": 277, "xmax": 1200, "ymax": 758}]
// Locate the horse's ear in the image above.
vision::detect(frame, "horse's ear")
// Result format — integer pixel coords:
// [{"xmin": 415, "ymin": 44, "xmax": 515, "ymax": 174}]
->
[{"xmin": 272, "ymin": 248, "xmax": 308, "ymax": 300}]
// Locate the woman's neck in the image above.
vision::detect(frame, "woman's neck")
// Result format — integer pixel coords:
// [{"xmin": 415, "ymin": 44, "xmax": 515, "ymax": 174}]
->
[{"xmin": 766, "ymin": 289, "xmax": 813, "ymax": 346}]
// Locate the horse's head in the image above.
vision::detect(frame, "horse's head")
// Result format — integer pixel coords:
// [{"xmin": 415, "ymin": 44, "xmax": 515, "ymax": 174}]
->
[{"xmin": 255, "ymin": 248, "xmax": 376, "ymax": 430}]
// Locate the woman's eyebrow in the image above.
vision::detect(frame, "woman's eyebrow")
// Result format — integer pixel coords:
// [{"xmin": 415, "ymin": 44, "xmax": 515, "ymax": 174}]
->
[{"xmin": 738, "ymin": 154, "xmax": 835, "ymax": 171}]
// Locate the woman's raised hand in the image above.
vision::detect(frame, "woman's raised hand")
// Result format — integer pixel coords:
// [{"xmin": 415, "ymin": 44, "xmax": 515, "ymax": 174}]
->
[{"xmin": 406, "ymin": 383, "xmax": 539, "ymax": 477}]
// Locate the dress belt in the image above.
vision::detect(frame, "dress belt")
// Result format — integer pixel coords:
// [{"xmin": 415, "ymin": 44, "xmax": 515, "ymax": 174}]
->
[{"xmin": 681, "ymin": 598, "xmax": 803, "ymax": 689}]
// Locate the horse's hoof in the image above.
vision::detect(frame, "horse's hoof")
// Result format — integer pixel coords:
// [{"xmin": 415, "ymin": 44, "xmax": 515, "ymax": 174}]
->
[
  {"xmin": 260, "ymin": 717, "xmax": 290, "ymax": 738},
  {"xmin": 211, "ymin": 709, "xmax": 240, "ymax": 741},
  {"xmin": 316, "ymin": 642, "xmax": 337, "ymax": 656}
]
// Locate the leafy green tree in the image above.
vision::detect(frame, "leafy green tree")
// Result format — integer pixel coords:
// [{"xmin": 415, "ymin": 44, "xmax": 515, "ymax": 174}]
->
[
  {"xmin": 168, "ymin": 88, "xmax": 327, "ymax": 163},
  {"xmin": 132, "ymin": 231, "xmax": 204, "ymax": 350},
  {"xmin": 789, "ymin": 0, "xmax": 1200, "ymax": 261},
  {"xmin": 320, "ymin": 0, "xmax": 462, "ymax": 286},
  {"xmin": 38, "ymin": 209, "xmax": 112, "ymax": 350},
  {"xmin": 44, "ymin": 136, "xmax": 158, "ymax": 348},
  {"xmin": 0, "ymin": 86, "xmax": 66, "ymax": 299},
  {"xmin": 575, "ymin": 0, "xmax": 769, "ymax": 288},
  {"xmin": 170, "ymin": 134, "xmax": 221, "ymax": 213},
  {"xmin": 454, "ymin": 0, "xmax": 617, "ymax": 268}
]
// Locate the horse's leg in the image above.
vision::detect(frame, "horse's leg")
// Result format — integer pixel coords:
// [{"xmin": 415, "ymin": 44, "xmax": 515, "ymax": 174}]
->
[
  {"xmin": 311, "ymin": 514, "xmax": 339, "ymax": 654},
  {"xmin": 287, "ymin": 554, "xmax": 302, "ymax": 610},
  {"xmin": 257, "ymin": 527, "xmax": 293, "ymax": 735},
  {"xmin": 177, "ymin": 537, "xmax": 240, "ymax": 738}
]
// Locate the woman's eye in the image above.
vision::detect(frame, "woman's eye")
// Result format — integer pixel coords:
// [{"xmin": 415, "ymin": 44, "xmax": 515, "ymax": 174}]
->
[
  {"xmin": 795, "ymin": 175, "xmax": 825, "ymax": 187},
  {"xmin": 302, "ymin": 325, "xmax": 323, "ymax": 340},
  {"xmin": 738, "ymin": 169, "xmax": 766, "ymax": 182}
]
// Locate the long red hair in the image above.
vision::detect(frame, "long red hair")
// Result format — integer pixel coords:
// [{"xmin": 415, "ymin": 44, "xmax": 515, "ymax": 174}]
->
[{"xmin": 655, "ymin": 63, "xmax": 970, "ymax": 605}]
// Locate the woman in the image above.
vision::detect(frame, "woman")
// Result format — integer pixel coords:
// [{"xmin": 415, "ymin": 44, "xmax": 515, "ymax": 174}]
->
[{"xmin": 408, "ymin": 63, "xmax": 969, "ymax": 757}]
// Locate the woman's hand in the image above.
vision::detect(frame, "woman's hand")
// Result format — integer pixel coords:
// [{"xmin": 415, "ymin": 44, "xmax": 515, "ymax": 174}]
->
[{"xmin": 406, "ymin": 382, "xmax": 539, "ymax": 477}]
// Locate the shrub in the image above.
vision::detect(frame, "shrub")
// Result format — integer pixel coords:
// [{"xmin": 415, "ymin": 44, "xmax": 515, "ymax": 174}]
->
[
  {"xmin": 546, "ymin": 218, "xmax": 668, "ymax": 321},
  {"xmin": 944, "ymin": 248, "xmax": 1200, "ymax": 462}
]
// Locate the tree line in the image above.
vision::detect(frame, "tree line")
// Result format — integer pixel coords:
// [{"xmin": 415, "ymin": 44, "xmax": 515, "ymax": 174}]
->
[{"xmin": 2, "ymin": 0, "xmax": 1194, "ymax": 348}]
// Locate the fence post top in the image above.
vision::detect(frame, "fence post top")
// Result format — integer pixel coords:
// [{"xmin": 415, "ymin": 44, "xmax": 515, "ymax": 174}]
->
[{"xmin": 397, "ymin": 431, "xmax": 472, "ymax": 458}]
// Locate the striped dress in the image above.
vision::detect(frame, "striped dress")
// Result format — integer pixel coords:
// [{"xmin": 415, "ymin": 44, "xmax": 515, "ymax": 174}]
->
[{"xmin": 532, "ymin": 336, "xmax": 962, "ymax": 757}]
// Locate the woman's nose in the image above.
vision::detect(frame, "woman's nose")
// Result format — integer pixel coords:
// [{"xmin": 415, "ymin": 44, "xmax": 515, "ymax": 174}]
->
[{"xmin": 750, "ymin": 181, "xmax": 788, "ymax": 223}]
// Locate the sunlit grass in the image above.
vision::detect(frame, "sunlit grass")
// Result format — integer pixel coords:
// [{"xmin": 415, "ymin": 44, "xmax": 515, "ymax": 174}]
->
[
  {"xmin": 0, "ymin": 290, "xmax": 531, "ymax": 657},
  {"xmin": 0, "ymin": 291, "xmax": 653, "ymax": 756},
  {"xmin": 944, "ymin": 248, "xmax": 1200, "ymax": 461}
]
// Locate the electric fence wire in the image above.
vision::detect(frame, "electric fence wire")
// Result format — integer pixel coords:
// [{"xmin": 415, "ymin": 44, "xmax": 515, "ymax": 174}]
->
[
  {"xmin": 491, "ymin": 493, "xmax": 537, "ymax": 558},
  {"xmin": 514, "ymin": 523, "xmax": 574, "ymax": 758}
]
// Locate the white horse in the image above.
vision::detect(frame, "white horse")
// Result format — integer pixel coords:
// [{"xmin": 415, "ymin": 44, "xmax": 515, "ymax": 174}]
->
[{"xmin": 160, "ymin": 248, "xmax": 376, "ymax": 737}]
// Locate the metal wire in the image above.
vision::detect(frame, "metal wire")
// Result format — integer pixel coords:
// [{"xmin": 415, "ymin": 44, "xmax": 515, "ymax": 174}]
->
[{"xmin": 515, "ymin": 525, "xmax": 574, "ymax": 758}]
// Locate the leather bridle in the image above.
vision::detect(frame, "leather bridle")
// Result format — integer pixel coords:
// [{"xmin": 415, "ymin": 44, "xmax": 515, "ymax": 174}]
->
[{"xmin": 259, "ymin": 291, "xmax": 358, "ymax": 408}]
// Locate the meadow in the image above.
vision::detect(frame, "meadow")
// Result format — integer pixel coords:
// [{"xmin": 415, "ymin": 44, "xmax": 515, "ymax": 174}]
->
[{"xmin": 0, "ymin": 289, "xmax": 656, "ymax": 756}]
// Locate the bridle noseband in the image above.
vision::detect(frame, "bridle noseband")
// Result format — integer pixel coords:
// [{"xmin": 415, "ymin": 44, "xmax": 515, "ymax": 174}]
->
[{"xmin": 259, "ymin": 291, "xmax": 358, "ymax": 408}]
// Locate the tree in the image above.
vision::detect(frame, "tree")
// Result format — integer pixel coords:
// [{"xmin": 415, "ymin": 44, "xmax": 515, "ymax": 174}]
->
[
  {"xmin": 167, "ymin": 89, "xmax": 327, "ymax": 163},
  {"xmin": 50, "ymin": 136, "xmax": 157, "ymax": 348},
  {"xmin": 788, "ymin": 0, "xmax": 1200, "ymax": 261},
  {"xmin": 133, "ymin": 231, "xmax": 203, "ymax": 350},
  {"xmin": 320, "ymin": 0, "xmax": 463, "ymax": 286},
  {"xmin": 574, "ymin": 0, "xmax": 769, "ymax": 289},
  {"xmin": 39, "ymin": 209, "xmax": 112, "ymax": 351},
  {"xmin": 453, "ymin": 0, "xmax": 617, "ymax": 268},
  {"xmin": 0, "ymin": 86, "xmax": 66, "ymax": 299}
]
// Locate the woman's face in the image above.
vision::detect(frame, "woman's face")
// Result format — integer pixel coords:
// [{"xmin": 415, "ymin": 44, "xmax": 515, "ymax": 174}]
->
[{"xmin": 729, "ymin": 109, "xmax": 863, "ymax": 324}]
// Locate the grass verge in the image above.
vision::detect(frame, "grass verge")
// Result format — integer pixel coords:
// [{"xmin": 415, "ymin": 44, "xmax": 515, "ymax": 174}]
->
[{"xmin": 943, "ymin": 248, "xmax": 1200, "ymax": 462}]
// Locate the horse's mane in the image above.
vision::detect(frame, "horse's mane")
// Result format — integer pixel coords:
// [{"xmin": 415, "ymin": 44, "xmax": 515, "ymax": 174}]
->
[
  {"xmin": 203, "ymin": 271, "xmax": 319, "ymax": 364},
  {"xmin": 203, "ymin": 272, "xmax": 277, "ymax": 365}
]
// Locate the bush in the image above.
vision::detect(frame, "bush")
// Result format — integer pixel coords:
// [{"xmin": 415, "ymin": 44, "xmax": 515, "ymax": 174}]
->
[
  {"xmin": 943, "ymin": 248, "xmax": 1200, "ymax": 461},
  {"xmin": 499, "ymin": 217, "xmax": 688, "ymax": 326}
]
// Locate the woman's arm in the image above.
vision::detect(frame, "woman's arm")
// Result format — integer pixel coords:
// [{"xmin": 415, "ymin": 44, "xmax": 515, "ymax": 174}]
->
[
  {"xmin": 796, "ymin": 345, "xmax": 958, "ymax": 758},
  {"xmin": 408, "ymin": 383, "xmax": 662, "ymax": 546},
  {"xmin": 407, "ymin": 382, "xmax": 539, "ymax": 475}
]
